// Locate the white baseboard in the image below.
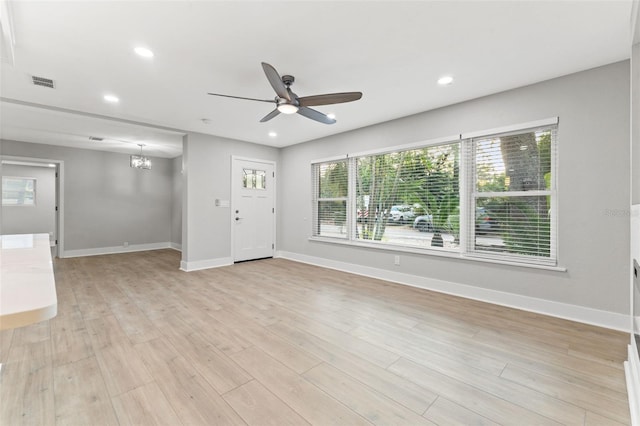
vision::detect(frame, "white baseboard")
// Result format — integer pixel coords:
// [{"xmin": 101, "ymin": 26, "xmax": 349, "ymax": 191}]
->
[
  {"xmin": 625, "ymin": 342, "xmax": 640, "ymax": 425},
  {"xmin": 169, "ymin": 242, "xmax": 182, "ymax": 252},
  {"xmin": 180, "ymin": 256, "xmax": 233, "ymax": 272},
  {"xmin": 275, "ymin": 250, "xmax": 630, "ymax": 332},
  {"xmin": 63, "ymin": 242, "xmax": 173, "ymax": 258}
]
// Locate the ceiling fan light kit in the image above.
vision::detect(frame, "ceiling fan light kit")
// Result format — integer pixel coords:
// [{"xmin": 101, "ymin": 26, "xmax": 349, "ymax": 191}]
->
[{"xmin": 208, "ymin": 62, "xmax": 362, "ymax": 125}]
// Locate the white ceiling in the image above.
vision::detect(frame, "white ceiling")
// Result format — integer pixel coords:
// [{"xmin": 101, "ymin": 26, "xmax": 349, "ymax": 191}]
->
[{"xmin": 0, "ymin": 0, "xmax": 633, "ymax": 158}]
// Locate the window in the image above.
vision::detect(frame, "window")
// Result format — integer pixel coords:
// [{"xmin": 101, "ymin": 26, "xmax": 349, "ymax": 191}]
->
[
  {"xmin": 310, "ymin": 119, "xmax": 557, "ymax": 267},
  {"xmin": 468, "ymin": 126, "xmax": 556, "ymax": 264},
  {"xmin": 355, "ymin": 142, "xmax": 459, "ymax": 249},
  {"xmin": 2, "ymin": 177, "xmax": 36, "ymax": 206},
  {"xmin": 312, "ymin": 160, "xmax": 348, "ymax": 238},
  {"xmin": 243, "ymin": 169, "xmax": 266, "ymax": 189}
]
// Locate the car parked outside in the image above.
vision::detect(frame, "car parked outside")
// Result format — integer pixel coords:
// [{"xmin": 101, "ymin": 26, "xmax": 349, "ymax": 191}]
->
[
  {"xmin": 388, "ymin": 205, "xmax": 415, "ymax": 224},
  {"xmin": 412, "ymin": 214, "xmax": 434, "ymax": 232},
  {"xmin": 475, "ymin": 207, "xmax": 499, "ymax": 234}
]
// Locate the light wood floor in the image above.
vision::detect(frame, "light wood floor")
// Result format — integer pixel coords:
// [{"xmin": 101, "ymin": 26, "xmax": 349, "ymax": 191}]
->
[{"xmin": 0, "ymin": 249, "xmax": 631, "ymax": 425}]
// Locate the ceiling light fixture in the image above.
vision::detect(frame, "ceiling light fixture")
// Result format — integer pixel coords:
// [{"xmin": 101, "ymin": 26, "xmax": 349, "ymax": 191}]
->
[
  {"xmin": 277, "ymin": 103, "xmax": 298, "ymax": 114},
  {"xmin": 268, "ymin": 131, "xmax": 277, "ymax": 138},
  {"xmin": 130, "ymin": 144, "xmax": 152, "ymax": 170},
  {"xmin": 104, "ymin": 94, "xmax": 119, "ymax": 103},
  {"xmin": 437, "ymin": 75, "xmax": 454, "ymax": 86},
  {"xmin": 134, "ymin": 47, "xmax": 154, "ymax": 58},
  {"xmin": 327, "ymin": 113, "xmax": 336, "ymax": 120}
]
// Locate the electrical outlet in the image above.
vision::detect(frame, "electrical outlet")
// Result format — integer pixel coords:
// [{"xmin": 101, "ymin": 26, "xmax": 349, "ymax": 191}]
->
[{"xmin": 394, "ymin": 255, "xmax": 400, "ymax": 265}]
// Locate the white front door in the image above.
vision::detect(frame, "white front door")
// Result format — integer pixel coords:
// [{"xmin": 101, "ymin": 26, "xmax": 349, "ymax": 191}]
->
[{"xmin": 232, "ymin": 158, "xmax": 275, "ymax": 262}]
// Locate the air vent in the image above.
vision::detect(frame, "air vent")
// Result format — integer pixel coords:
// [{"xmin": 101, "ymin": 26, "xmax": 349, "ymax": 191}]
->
[
  {"xmin": 89, "ymin": 136, "xmax": 104, "ymax": 142},
  {"xmin": 31, "ymin": 75, "xmax": 55, "ymax": 88}
]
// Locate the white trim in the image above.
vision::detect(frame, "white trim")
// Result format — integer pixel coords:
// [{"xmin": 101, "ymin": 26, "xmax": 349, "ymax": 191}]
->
[
  {"xmin": 310, "ymin": 154, "xmax": 349, "ymax": 165},
  {"xmin": 1, "ymin": 155, "xmax": 64, "ymax": 258},
  {"xmin": 179, "ymin": 256, "xmax": 233, "ymax": 272},
  {"xmin": 275, "ymin": 250, "xmax": 627, "ymax": 331},
  {"xmin": 625, "ymin": 342, "xmax": 640, "ymax": 425},
  {"xmin": 64, "ymin": 242, "xmax": 173, "ymax": 258},
  {"xmin": 462, "ymin": 117, "xmax": 559, "ymax": 139},
  {"xmin": 169, "ymin": 242, "xmax": 182, "ymax": 252},
  {"xmin": 349, "ymin": 134, "xmax": 461, "ymax": 158}
]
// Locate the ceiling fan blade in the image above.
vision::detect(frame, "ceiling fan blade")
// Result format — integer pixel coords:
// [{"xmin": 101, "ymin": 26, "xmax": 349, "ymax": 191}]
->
[
  {"xmin": 208, "ymin": 93, "xmax": 276, "ymax": 104},
  {"xmin": 260, "ymin": 108, "xmax": 281, "ymax": 123},
  {"xmin": 297, "ymin": 92, "xmax": 362, "ymax": 107},
  {"xmin": 261, "ymin": 62, "xmax": 291, "ymax": 101},
  {"xmin": 297, "ymin": 107, "xmax": 336, "ymax": 125}
]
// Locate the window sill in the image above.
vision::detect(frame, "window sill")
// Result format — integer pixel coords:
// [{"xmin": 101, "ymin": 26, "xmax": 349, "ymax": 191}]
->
[{"xmin": 308, "ymin": 236, "xmax": 567, "ymax": 272}]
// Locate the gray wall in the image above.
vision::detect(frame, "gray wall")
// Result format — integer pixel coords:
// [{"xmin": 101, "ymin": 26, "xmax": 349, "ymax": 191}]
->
[
  {"xmin": 633, "ymin": 42, "xmax": 639, "ymax": 205},
  {"xmin": 182, "ymin": 132, "xmax": 279, "ymax": 264},
  {"xmin": 171, "ymin": 156, "xmax": 182, "ymax": 246},
  {"xmin": 279, "ymin": 61, "xmax": 631, "ymax": 315},
  {"xmin": 0, "ymin": 140, "xmax": 174, "ymax": 252},
  {"xmin": 1, "ymin": 163, "xmax": 56, "ymax": 240}
]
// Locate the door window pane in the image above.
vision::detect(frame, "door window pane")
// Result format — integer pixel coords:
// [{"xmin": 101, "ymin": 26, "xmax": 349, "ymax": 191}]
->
[{"xmin": 243, "ymin": 169, "xmax": 266, "ymax": 190}]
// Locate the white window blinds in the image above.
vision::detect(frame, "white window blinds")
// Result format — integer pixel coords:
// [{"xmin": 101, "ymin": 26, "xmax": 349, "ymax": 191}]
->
[
  {"xmin": 312, "ymin": 160, "xmax": 349, "ymax": 238},
  {"xmin": 467, "ymin": 125, "xmax": 557, "ymax": 264},
  {"xmin": 310, "ymin": 119, "xmax": 558, "ymax": 268}
]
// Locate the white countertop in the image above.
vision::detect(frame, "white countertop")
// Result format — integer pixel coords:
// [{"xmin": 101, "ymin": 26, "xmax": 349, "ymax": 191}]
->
[{"xmin": 0, "ymin": 233, "xmax": 58, "ymax": 330}]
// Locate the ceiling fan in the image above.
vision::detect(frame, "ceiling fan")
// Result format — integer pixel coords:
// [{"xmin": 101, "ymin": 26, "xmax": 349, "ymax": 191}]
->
[{"xmin": 208, "ymin": 62, "xmax": 362, "ymax": 125}]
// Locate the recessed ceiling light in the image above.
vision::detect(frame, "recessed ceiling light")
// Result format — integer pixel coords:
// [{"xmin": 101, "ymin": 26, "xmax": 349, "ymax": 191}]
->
[
  {"xmin": 134, "ymin": 47, "xmax": 154, "ymax": 58},
  {"xmin": 327, "ymin": 113, "xmax": 336, "ymax": 120},
  {"xmin": 268, "ymin": 131, "xmax": 277, "ymax": 138},
  {"xmin": 437, "ymin": 75, "xmax": 454, "ymax": 86},
  {"xmin": 103, "ymin": 94, "xmax": 119, "ymax": 103}
]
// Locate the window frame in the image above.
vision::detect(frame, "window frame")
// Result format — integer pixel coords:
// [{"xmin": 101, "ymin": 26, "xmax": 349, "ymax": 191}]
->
[
  {"xmin": 310, "ymin": 118, "xmax": 560, "ymax": 270},
  {"xmin": 311, "ymin": 158, "xmax": 350, "ymax": 239}
]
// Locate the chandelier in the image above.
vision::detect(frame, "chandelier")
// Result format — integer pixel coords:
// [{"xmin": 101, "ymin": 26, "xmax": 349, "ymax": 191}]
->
[{"xmin": 130, "ymin": 144, "xmax": 152, "ymax": 170}]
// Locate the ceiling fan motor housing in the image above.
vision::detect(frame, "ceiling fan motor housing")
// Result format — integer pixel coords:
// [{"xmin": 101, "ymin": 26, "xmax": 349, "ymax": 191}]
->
[{"xmin": 281, "ymin": 75, "xmax": 295, "ymax": 86}]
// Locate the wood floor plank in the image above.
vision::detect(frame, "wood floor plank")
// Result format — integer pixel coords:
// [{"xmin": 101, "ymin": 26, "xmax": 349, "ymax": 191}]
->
[
  {"xmin": 53, "ymin": 356, "xmax": 119, "ymax": 425},
  {"xmin": 9, "ymin": 318, "xmax": 50, "ymax": 346},
  {"xmin": 49, "ymin": 306, "xmax": 94, "ymax": 367},
  {"xmin": 584, "ymin": 410, "xmax": 629, "ymax": 426},
  {"xmin": 1, "ymin": 340, "xmax": 55, "ymax": 426},
  {"xmin": 423, "ymin": 397, "xmax": 500, "ymax": 426},
  {"xmin": 472, "ymin": 328, "xmax": 628, "ymax": 392},
  {"xmin": 94, "ymin": 340, "xmax": 154, "ymax": 396},
  {"xmin": 135, "ymin": 338, "xmax": 246, "ymax": 425},
  {"xmin": 388, "ymin": 357, "xmax": 563, "ymax": 425},
  {"xmin": 0, "ymin": 328, "xmax": 14, "ymax": 364},
  {"xmin": 232, "ymin": 346, "xmax": 371, "ymax": 425},
  {"xmin": 352, "ymin": 321, "xmax": 507, "ymax": 375},
  {"xmin": 85, "ymin": 314, "xmax": 129, "ymax": 350},
  {"xmin": 268, "ymin": 320, "xmax": 438, "ymax": 414},
  {"xmin": 223, "ymin": 379, "xmax": 309, "ymax": 426},
  {"xmin": 157, "ymin": 314, "xmax": 253, "ymax": 394},
  {"xmin": 111, "ymin": 381, "xmax": 183, "ymax": 426},
  {"xmin": 268, "ymin": 306, "xmax": 401, "ymax": 368},
  {"xmin": 500, "ymin": 363, "xmax": 630, "ymax": 424},
  {"xmin": 303, "ymin": 362, "xmax": 436, "ymax": 425},
  {"xmin": 206, "ymin": 307, "xmax": 322, "ymax": 374}
]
